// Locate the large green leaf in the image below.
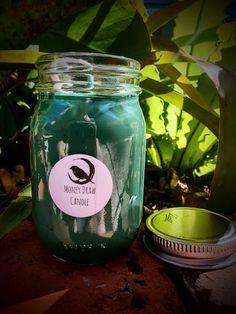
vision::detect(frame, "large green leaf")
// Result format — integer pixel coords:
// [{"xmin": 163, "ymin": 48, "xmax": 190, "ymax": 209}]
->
[
  {"xmin": 130, "ymin": 0, "xmax": 149, "ymax": 21},
  {"xmin": 174, "ymin": 27, "xmax": 218, "ymax": 47},
  {"xmin": 173, "ymin": 0, "xmax": 233, "ymax": 76},
  {"xmin": 106, "ymin": 11, "xmax": 150, "ymax": 60},
  {"xmin": 140, "ymin": 59, "xmax": 219, "ymax": 176},
  {"xmin": 68, "ymin": 1, "xmax": 115, "ymax": 49},
  {"xmin": 143, "ymin": 97, "xmax": 178, "ymax": 168},
  {"xmin": 212, "ymin": 23, "xmax": 236, "ymax": 82},
  {"xmin": 141, "ymin": 0, "xmax": 233, "ymax": 174},
  {"xmin": 34, "ymin": 0, "xmax": 151, "ymax": 61},
  {"xmin": 141, "ymin": 78, "xmax": 183, "ymax": 110},
  {"xmin": 175, "ymin": 121, "xmax": 217, "ymax": 173},
  {"xmin": 32, "ymin": 8, "xmax": 98, "ymax": 53},
  {"xmin": 210, "ymin": 21, "xmax": 236, "ymax": 66},
  {"xmin": 1, "ymin": 1, "xmax": 150, "ymax": 63},
  {"xmin": 157, "ymin": 64, "xmax": 216, "ymax": 115},
  {"xmin": 143, "ymin": 0, "xmax": 233, "ymax": 185},
  {"xmin": 173, "ymin": 0, "xmax": 233, "ymax": 46},
  {"xmin": 0, "ymin": 196, "xmax": 32, "ymax": 239},
  {"xmin": 197, "ymin": 73, "xmax": 220, "ymax": 113},
  {"xmin": 193, "ymin": 143, "xmax": 218, "ymax": 177},
  {"xmin": 141, "ymin": 93, "xmax": 217, "ymax": 177},
  {"xmin": 33, "ymin": 1, "xmax": 114, "ymax": 53},
  {"xmin": 34, "ymin": 31, "xmax": 96, "ymax": 54},
  {"xmin": 146, "ymin": 140, "xmax": 162, "ymax": 167},
  {"xmin": 146, "ymin": 0, "xmax": 198, "ymax": 34},
  {"xmin": 140, "ymin": 78, "xmax": 219, "ymax": 136},
  {"xmin": 67, "ymin": 0, "xmax": 150, "ymax": 60}
]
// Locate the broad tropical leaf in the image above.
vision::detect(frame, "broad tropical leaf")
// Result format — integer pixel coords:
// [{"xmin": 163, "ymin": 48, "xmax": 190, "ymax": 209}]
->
[
  {"xmin": 33, "ymin": 0, "xmax": 151, "ymax": 61},
  {"xmin": 157, "ymin": 64, "xmax": 216, "ymax": 115},
  {"xmin": 130, "ymin": 0, "xmax": 149, "ymax": 21},
  {"xmin": 174, "ymin": 27, "xmax": 218, "ymax": 47},
  {"xmin": 146, "ymin": 0, "xmax": 198, "ymax": 34},
  {"xmin": 173, "ymin": 0, "xmax": 233, "ymax": 76},
  {"xmin": 197, "ymin": 73, "xmax": 220, "ymax": 114},
  {"xmin": 142, "ymin": 93, "xmax": 217, "ymax": 176},
  {"xmin": 68, "ymin": 1, "xmax": 117, "ymax": 49},
  {"xmin": 140, "ymin": 78, "xmax": 219, "ymax": 136},
  {"xmin": 142, "ymin": 0, "xmax": 233, "ymax": 186},
  {"xmin": 33, "ymin": 31, "xmax": 96, "ymax": 54},
  {"xmin": 174, "ymin": 121, "xmax": 217, "ymax": 173},
  {"xmin": 210, "ymin": 21, "xmax": 236, "ymax": 65},
  {"xmin": 68, "ymin": 0, "xmax": 151, "ymax": 60}
]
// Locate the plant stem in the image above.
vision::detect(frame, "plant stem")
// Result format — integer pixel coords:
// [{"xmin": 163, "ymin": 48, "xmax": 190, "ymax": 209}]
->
[{"xmin": 208, "ymin": 69, "xmax": 236, "ymax": 214}]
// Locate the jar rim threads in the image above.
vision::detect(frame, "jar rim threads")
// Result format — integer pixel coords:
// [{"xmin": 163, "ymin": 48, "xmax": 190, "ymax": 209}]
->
[{"xmin": 36, "ymin": 52, "xmax": 142, "ymax": 95}]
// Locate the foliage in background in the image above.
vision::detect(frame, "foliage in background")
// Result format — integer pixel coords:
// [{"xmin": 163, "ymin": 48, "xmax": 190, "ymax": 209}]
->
[
  {"xmin": 0, "ymin": 0, "xmax": 236, "ymax": 238},
  {"xmin": 143, "ymin": 0, "xmax": 235, "ymax": 179}
]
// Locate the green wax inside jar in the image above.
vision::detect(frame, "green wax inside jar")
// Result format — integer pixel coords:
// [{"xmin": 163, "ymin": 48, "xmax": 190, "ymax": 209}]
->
[{"xmin": 30, "ymin": 93, "xmax": 146, "ymax": 264}]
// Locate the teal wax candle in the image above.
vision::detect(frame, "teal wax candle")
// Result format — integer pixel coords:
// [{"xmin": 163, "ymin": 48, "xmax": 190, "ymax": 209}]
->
[{"xmin": 30, "ymin": 53, "xmax": 146, "ymax": 264}]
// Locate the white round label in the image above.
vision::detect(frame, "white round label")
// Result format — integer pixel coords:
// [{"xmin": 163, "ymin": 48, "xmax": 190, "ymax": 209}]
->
[{"xmin": 48, "ymin": 154, "xmax": 113, "ymax": 218}]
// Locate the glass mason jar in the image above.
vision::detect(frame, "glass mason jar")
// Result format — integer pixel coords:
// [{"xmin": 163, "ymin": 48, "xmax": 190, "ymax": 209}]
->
[{"xmin": 30, "ymin": 52, "xmax": 146, "ymax": 264}]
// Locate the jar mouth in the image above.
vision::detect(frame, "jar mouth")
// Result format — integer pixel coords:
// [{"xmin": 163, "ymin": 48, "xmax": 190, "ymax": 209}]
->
[{"xmin": 36, "ymin": 52, "xmax": 141, "ymax": 96}]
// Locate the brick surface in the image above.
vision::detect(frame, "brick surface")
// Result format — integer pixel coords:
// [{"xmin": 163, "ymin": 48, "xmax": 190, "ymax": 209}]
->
[{"xmin": 0, "ymin": 221, "xmax": 184, "ymax": 314}]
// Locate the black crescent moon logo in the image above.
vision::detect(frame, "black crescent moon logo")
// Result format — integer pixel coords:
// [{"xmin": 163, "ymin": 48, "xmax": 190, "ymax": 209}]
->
[{"xmin": 68, "ymin": 158, "xmax": 95, "ymax": 185}]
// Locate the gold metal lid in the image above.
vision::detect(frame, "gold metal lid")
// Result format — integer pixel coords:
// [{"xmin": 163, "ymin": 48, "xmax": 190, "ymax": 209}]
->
[{"xmin": 144, "ymin": 207, "xmax": 236, "ymax": 269}]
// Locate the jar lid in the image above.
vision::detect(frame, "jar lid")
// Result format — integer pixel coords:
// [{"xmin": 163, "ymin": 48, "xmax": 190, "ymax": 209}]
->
[{"xmin": 144, "ymin": 207, "xmax": 236, "ymax": 270}]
